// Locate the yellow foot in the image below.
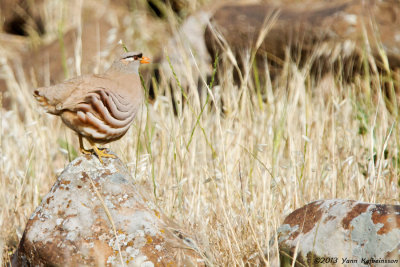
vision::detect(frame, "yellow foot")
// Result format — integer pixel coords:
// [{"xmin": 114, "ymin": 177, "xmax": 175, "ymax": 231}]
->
[{"xmin": 92, "ymin": 146, "xmax": 116, "ymax": 164}]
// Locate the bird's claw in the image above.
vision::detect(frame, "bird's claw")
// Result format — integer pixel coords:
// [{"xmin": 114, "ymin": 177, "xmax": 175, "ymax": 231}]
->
[{"xmin": 92, "ymin": 146, "xmax": 116, "ymax": 164}]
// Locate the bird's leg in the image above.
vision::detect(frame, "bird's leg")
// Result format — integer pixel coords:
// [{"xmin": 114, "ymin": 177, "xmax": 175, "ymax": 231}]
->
[
  {"xmin": 88, "ymin": 141, "xmax": 116, "ymax": 164},
  {"xmin": 79, "ymin": 135, "xmax": 92, "ymax": 155}
]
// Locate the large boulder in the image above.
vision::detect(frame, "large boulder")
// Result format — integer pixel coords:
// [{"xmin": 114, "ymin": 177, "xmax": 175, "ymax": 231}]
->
[
  {"xmin": 275, "ymin": 199, "xmax": 400, "ymax": 266},
  {"xmin": 13, "ymin": 153, "xmax": 205, "ymax": 266},
  {"xmin": 205, "ymin": 0, "xmax": 400, "ymax": 83},
  {"xmin": 146, "ymin": 0, "xmax": 400, "ymax": 106}
]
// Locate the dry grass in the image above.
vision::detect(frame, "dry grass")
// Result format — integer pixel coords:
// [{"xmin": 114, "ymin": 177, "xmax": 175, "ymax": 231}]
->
[{"xmin": 1, "ymin": 0, "xmax": 399, "ymax": 266}]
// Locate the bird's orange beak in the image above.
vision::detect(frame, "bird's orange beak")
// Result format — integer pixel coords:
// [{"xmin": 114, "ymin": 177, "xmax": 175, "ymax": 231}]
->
[{"xmin": 140, "ymin": 57, "xmax": 150, "ymax": 64}]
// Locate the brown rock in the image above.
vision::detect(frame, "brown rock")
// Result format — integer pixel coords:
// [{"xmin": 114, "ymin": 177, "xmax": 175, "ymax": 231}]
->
[
  {"xmin": 14, "ymin": 153, "xmax": 205, "ymax": 266},
  {"xmin": 1, "ymin": 0, "xmax": 127, "ymax": 114},
  {"xmin": 23, "ymin": 0, "xmax": 129, "ymax": 87},
  {"xmin": 1, "ymin": 0, "xmax": 44, "ymax": 36},
  {"xmin": 143, "ymin": 9, "xmax": 213, "ymax": 104},
  {"xmin": 274, "ymin": 199, "xmax": 400, "ymax": 266},
  {"xmin": 24, "ymin": 18, "xmax": 121, "ymax": 87},
  {"xmin": 205, "ymin": 0, "xmax": 400, "ymax": 83}
]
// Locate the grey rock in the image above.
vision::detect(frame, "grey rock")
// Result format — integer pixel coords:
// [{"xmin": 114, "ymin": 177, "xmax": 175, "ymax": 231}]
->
[{"xmin": 14, "ymin": 154, "xmax": 205, "ymax": 266}]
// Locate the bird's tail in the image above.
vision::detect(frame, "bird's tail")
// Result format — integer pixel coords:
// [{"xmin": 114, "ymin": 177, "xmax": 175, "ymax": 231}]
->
[{"xmin": 33, "ymin": 87, "xmax": 59, "ymax": 114}]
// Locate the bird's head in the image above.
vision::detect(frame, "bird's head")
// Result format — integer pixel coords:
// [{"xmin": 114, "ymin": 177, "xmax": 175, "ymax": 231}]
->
[{"xmin": 111, "ymin": 52, "xmax": 150, "ymax": 73}]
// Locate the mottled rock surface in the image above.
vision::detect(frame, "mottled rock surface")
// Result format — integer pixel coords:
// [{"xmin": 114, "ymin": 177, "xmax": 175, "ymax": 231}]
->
[
  {"xmin": 275, "ymin": 199, "xmax": 400, "ymax": 266},
  {"xmin": 14, "ymin": 154, "xmax": 205, "ymax": 266}
]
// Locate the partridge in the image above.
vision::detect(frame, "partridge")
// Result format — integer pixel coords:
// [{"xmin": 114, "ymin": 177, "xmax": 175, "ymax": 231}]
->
[{"xmin": 34, "ymin": 52, "xmax": 150, "ymax": 163}]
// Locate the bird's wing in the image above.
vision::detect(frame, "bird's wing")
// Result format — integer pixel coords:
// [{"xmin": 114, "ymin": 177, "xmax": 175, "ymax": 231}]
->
[
  {"xmin": 34, "ymin": 74, "xmax": 115, "ymax": 112},
  {"xmin": 60, "ymin": 73, "xmax": 143, "ymax": 133},
  {"xmin": 34, "ymin": 75, "xmax": 87, "ymax": 114},
  {"xmin": 57, "ymin": 74, "xmax": 112, "ymax": 110},
  {"xmin": 59, "ymin": 73, "xmax": 141, "ymax": 110}
]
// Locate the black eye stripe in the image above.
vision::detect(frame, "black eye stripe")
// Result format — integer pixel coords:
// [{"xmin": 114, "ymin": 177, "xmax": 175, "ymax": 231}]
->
[{"xmin": 122, "ymin": 53, "xmax": 142, "ymax": 60}]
